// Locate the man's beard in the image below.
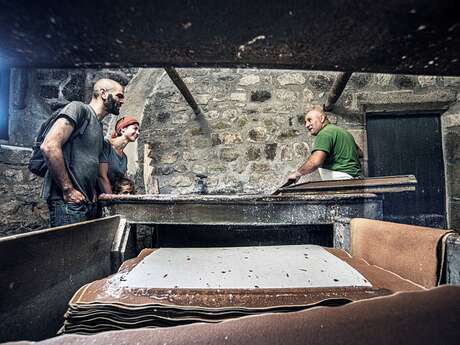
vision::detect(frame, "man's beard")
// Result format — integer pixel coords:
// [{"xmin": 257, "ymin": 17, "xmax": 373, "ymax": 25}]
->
[{"xmin": 105, "ymin": 94, "xmax": 120, "ymax": 115}]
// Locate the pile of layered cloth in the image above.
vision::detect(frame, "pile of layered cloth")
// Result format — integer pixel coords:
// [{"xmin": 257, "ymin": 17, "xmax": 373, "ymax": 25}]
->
[{"xmin": 61, "ymin": 219, "xmax": 453, "ymax": 334}]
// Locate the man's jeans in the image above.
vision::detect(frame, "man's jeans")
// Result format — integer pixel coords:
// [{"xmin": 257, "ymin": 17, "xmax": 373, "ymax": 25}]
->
[{"xmin": 47, "ymin": 199, "xmax": 97, "ymax": 228}]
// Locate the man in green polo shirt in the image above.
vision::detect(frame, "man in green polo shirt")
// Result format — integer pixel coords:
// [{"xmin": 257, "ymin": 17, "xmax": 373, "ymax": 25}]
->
[{"xmin": 286, "ymin": 106, "xmax": 363, "ymax": 182}]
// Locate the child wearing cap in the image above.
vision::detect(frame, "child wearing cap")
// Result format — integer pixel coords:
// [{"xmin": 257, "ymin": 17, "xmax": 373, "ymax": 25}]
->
[{"xmin": 98, "ymin": 115, "xmax": 140, "ymax": 194}]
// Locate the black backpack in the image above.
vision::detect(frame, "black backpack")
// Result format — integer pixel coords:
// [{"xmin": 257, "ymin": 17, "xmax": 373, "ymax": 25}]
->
[{"xmin": 28, "ymin": 108, "xmax": 89, "ymax": 177}]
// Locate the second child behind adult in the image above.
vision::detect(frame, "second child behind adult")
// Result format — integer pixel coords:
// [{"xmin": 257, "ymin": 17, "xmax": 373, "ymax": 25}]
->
[{"xmin": 99, "ymin": 116, "xmax": 140, "ymax": 193}]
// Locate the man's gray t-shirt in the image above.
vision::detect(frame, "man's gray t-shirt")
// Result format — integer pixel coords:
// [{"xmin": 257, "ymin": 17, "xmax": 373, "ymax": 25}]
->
[
  {"xmin": 42, "ymin": 101, "xmax": 104, "ymax": 202},
  {"xmin": 100, "ymin": 140, "xmax": 128, "ymax": 187}
]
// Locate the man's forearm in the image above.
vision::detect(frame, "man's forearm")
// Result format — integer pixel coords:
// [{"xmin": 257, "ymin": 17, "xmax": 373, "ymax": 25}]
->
[
  {"xmin": 288, "ymin": 151, "xmax": 326, "ymax": 180},
  {"xmin": 43, "ymin": 148, "xmax": 74, "ymax": 192},
  {"xmin": 297, "ymin": 159, "xmax": 320, "ymax": 176}
]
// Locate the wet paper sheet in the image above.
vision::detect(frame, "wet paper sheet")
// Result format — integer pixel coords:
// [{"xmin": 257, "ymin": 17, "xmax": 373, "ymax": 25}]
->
[{"xmin": 62, "ymin": 245, "xmax": 421, "ymax": 334}]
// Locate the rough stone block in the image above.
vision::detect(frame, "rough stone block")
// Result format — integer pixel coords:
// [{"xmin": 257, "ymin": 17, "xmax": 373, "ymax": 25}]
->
[
  {"xmin": 449, "ymin": 199, "xmax": 460, "ymax": 230},
  {"xmin": 230, "ymin": 92, "xmax": 247, "ymax": 102},
  {"xmin": 155, "ymin": 166, "xmax": 174, "ymax": 175},
  {"xmin": 220, "ymin": 148, "xmax": 239, "ymax": 162},
  {"xmin": 39, "ymin": 84, "xmax": 59, "ymax": 99},
  {"xmin": 159, "ymin": 152, "xmax": 179, "ymax": 164},
  {"xmin": 277, "ymin": 129, "xmax": 301, "ymax": 141},
  {"xmin": 265, "ymin": 143, "xmax": 277, "ymax": 160},
  {"xmin": 444, "ymin": 127, "xmax": 460, "ymax": 162},
  {"xmin": 308, "ymin": 74, "xmax": 333, "ymax": 90},
  {"xmin": 221, "ymin": 176, "xmax": 243, "ymax": 192},
  {"xmin": 183, "ymin": 151, "xmax": 198, "ymax": 161},
  {"xmin": 3, "ymin": 168, "xmax": 24, "ymax": 182},
  {"xmin": 62, "ymin": 72, "xmax": 85, "ymax": 101},
  {"xmin": 221, "ymin": 133, "xmax": 243, "ymax": 144},
  {"xmin": 174, "ymin": 164, "xmax": 188, "ymax": 173},
  {"xmin": 302, "ymin": 88, "xmax": 314, "ymax": 104},
  {"xmin": 195, "ymin": 94, "xmax": 212, "ymax": 105},
  {"xmin": 208, "ymin": 163, "xmax": 226, "ymax": 173},
  {"xmin": 206, "ymin": 110, "xmax": 220, "ymax": 120},
  {"xmin": 277, "ymin": 73, "xmax": 306, "ymax": 85},
  {"xmin": 373, "ymin": 74, "xmax": 392, "ymax": 87},
  {"xmin": 442, "ymin": 113, "xmax": 460, "ymax": 128},
  {"xmin": 157, "ymin": 112, "xmax": 171, "ymax": 122},
  {"xmin": 211, "ymin": 133, "xmax": 222, "ymax": 146},
  {"xmin": 448, "ymin": 163, "xmax": 460, "ymax": 196},
  {"xmin": 169, "ymin": 175, "xmax": 193, "ymax": 187},
  {"xmin": 294, "ymin": 142, "xmax": 310, "ymax": 158},
  {"xmin": 246, "ymin": 146, "xmax": 261, "ymax": 161},
  {"xmin": 357, "ymin": 90, "xmax": 457, "ymax": 110},
  {"xmin": 189, "ymin": 127, "xmax": 202, "ymax": 136},
  {"xmin": 349, "ymin": 73, "xmax": 371, "ymax": 89},
  {"xmin": 35, "ymin": 70, "xmax": 52, "ymax": 81},
  {"xmin": 275, "ymin": 89, "xmax": 297, "ymax": 102},
  {"xmin": 192, "ymin": 164, "xmax": 207, "ymax": 174},
  {"xmin": 239, "ymin": 75, "xmax": 260, "ymax": 86},
  {"xmin": 280, "ymin": 145, "xmax": 293, "ymax": 161},
  {"xmin": 250, "ymin": 90, "xmax": 271, "ymax": 102},
  {"xmin": 221, "ymin": 108, "xmax": 240, "ymax": 120},
  {"xmin": 172, "ymin": 113, "xmax": 190, "ymax": 124},
  {"xmin": 443, "ymin": 76, "xmax": 460, "ymax": 87},
  {"xmin": 393, "ymin": 75, "xmax": 418, "ymax": 89},
  {"xmin": 248, "ymin": 127, "xmax": 267, "ymax": 142},
  {"xmin": 183, "ymin": 77, "xmax": 195, "ymax": 84},
  {"xmin": 237, "ymin": 117, "xmax": 248, "ymax": 128},
  {"xmin": 11, "ymin": 69, "xmax": 28, "ymax": 110},
  {"xmin": 418, "ymin": 76, "xmax": 438, "ymax": 87},
  {"xmin": 190, "ymin": 137, "xmax": 212, "ymax": 149},
  {"xmin": 0, "ymin": 145, "xmax": 32, "ymax": 165},
  {"xmin": 52, "ymin": 70, "xmax": 68, "ymax": 80},
  {"xmin": 251, "ymin": 162, "xmax": 270, "ymax": 173},
  {"xmin": 213, "ymin": 121, "xmax": 231, "ymax": 130}
]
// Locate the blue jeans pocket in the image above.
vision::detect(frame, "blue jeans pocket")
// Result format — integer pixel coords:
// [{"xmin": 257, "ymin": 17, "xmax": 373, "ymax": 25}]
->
[
  {"xmin": 65, "ymin": 202, "xmax": 87, "ymax": 213},
  {"xmin": 48, "ymin": 200, "xmax": 89, "ymax": 228}
]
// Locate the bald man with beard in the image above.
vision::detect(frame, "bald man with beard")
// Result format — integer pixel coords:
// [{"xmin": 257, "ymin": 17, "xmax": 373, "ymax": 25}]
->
[
  {"xmin": 286, "ymin": 106, "xmax": 363, "ymax": 183},
  {"xmin": 40, "ymin": 79, "xmax": 125, "ymax": 227}
]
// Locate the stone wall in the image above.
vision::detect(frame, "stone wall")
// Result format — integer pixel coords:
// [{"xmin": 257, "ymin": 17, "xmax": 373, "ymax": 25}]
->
[
  {"xmin": 139, "ymin": 69, "xmax": 364, "ymax": 195},
  {"xmin": 137, "ymin": 69, "xmax": 459, "ymax": 197},
  {"xmin": 442, "ymin": 101, "xmax": 460, "ymax": 229},
  {"xmin": 0, "ymin": 145, "xmax": 47, "ymax": 236},
  {"xmin": 1, "ymin": 68, "xmax": 136, "ymax": 236},
  {"xmin": 1, "ymin": 67, "xmax": 460, "ymax": 235}
]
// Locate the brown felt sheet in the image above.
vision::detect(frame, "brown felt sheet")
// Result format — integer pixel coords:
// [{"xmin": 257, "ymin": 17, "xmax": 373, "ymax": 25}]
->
[
  {"xmin": 8, "ymin": 285, "xmax": 460, "ymax": 345},
  {"xmin": 350, "ymin": 218, "xmax": 452, "ymax": 288},
  {"xmin": 58, "ymin": 238, "xmax": 442, "ymax": 334}
]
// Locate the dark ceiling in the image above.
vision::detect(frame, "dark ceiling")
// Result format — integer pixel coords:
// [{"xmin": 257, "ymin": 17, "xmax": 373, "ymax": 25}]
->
[{"xmin": 0, "ymin": 0, "xmax": 459, "ymax": 75}]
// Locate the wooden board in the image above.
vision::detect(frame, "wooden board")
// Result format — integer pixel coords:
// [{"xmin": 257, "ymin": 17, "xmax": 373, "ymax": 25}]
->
[{"xmin": 276, "ymin": 175, "xmax": 417, "ymax": 195}]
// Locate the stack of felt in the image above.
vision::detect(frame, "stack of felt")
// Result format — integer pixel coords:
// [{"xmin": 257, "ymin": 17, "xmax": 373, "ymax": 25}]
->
[{"xmin": 61, "ymin": 245, "xmax": 407, "ymax": 334}]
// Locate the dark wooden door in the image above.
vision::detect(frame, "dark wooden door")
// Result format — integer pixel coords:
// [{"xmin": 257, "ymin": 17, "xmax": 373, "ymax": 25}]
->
[
  {"xmin": 0, "ymin": 69, "xmax": 10, "ymax": 140},
  {"xmin": 366, "ymin": 113, "xmax": 446, "ymax": 227}
]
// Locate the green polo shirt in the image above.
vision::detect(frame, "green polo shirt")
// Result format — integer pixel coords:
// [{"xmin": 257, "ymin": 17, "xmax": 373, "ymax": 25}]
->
[{"xmin": 312, "ymin": 123, "xmax": 362, "ymax": 177}]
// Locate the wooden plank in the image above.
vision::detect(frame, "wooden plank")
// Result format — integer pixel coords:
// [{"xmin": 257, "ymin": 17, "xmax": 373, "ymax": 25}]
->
[
  {"xmin": 0, "ymin": 216, "xmax": 122, "ymax": 342},
  {"xmin": 277, "ymin": 175, "xmax": 417, "ymax": 195}
]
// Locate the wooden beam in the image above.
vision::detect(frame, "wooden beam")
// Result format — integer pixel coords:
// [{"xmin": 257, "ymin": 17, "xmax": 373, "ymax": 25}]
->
[{"xmin": 324, "ymin": 72, "xmax": 353, "ymax": 111}]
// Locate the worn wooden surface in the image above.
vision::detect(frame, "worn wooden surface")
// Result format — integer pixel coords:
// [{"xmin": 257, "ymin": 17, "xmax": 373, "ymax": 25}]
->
[
  {"xmin": 276, "ymin": 175, "xmax": 417, "ymax": 195},
  {"xmin": 0, "ymin": 216, "xmax": 122, "ymax": 342},
  {"xmin": 100, "ymin": 194, "xmax": 383, "ymax": 227}
]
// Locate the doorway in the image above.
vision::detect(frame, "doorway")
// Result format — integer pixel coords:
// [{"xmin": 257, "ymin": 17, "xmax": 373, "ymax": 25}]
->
[{"xmin": 366, "ymin": 112, "xmax": 446, "ymax": 227}]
